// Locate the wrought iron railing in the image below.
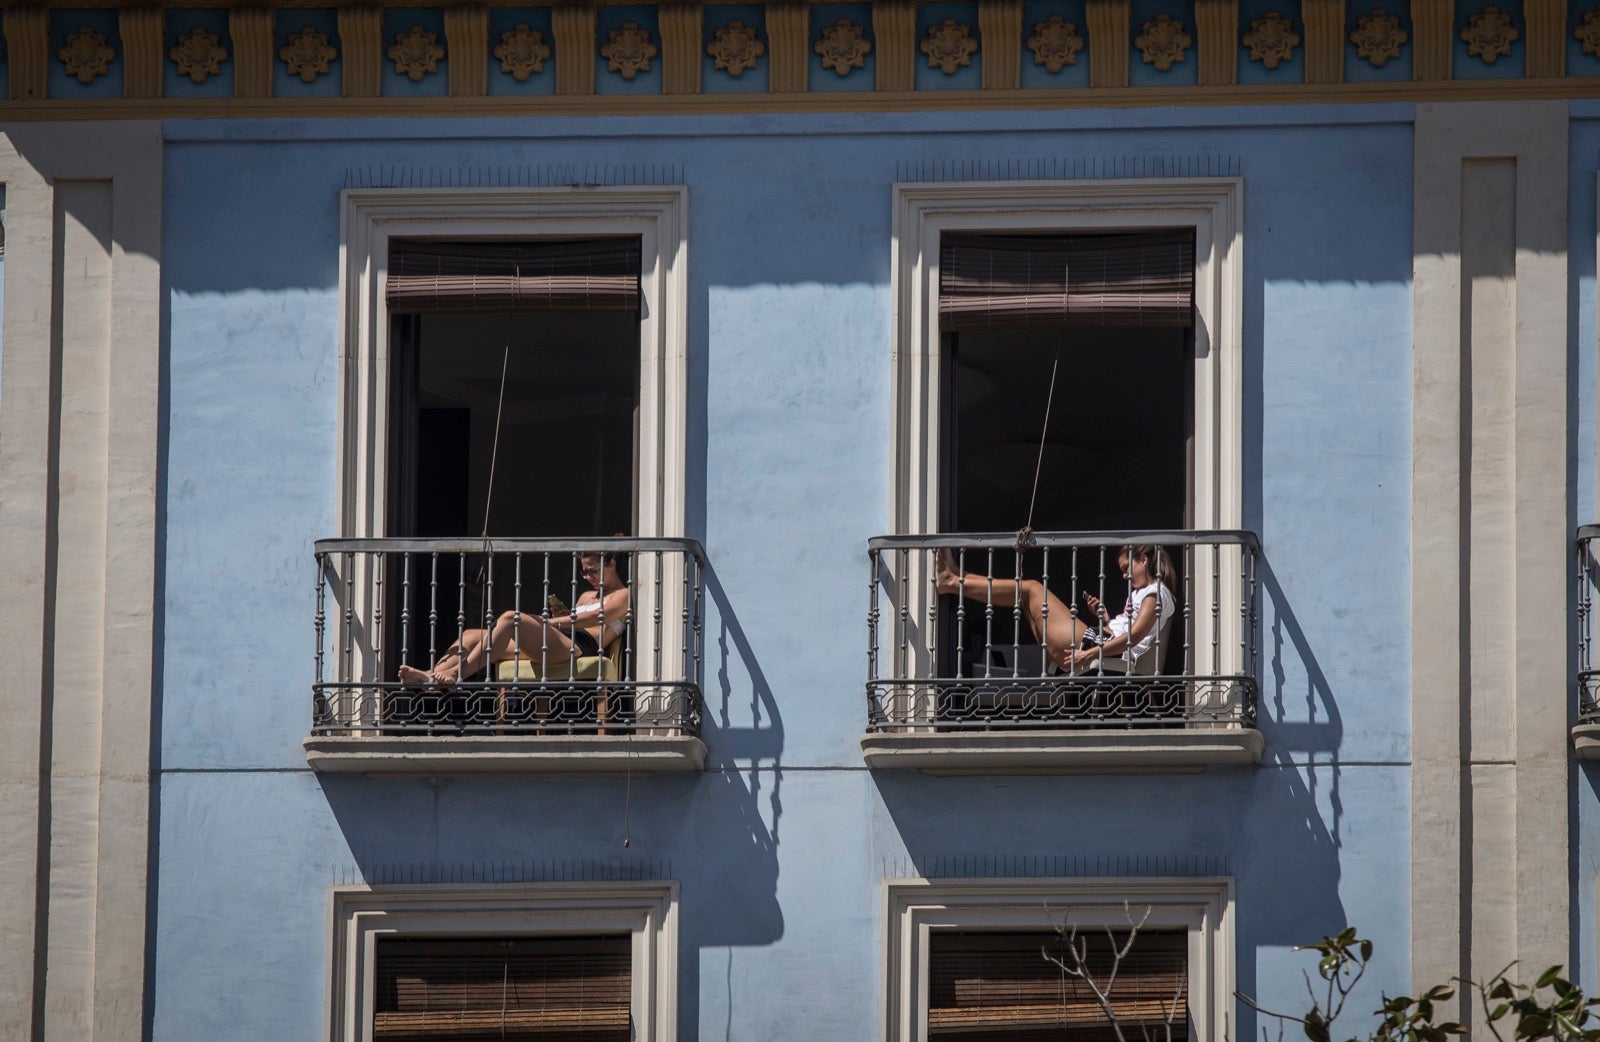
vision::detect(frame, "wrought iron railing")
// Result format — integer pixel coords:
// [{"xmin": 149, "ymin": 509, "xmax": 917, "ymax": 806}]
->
[
  {"xmin": 312, "ymin": 537, "xmax": 705, "ymax": 736},
  {"xmin": 866, "ymin": 531, "xmax": 1261, "ymax": 731},
  {"xmin": 1580, "ymin": 525, "xmax": 1599, "ymax": 724}
]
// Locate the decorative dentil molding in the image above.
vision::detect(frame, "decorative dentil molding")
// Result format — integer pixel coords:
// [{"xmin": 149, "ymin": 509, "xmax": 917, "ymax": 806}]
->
[
  {"xmin": 602, "ymin": 20, "xmax": 658, "ymax": 80},
  {"xmin": 707, "ymin": 19, "xmax": 764, "ymax": 76},
  {"xmin": 815, "ymin": 16, "xmax": 871, "ymax": 76},
  {"xmin": 59, "ymin": 25, "xmax": 116, "ymax": 84},
  {"xmin": 388, "ymin": 24, "xmax": 444, "ymax": 82},
  {"xmin": 1577, "ymin": 8, "xmax": 1600, "ymax": 56},
  {"xmin": 281, "ymin": 25, "xmax": 336, "ymax": 82},
  {"xmin": 1027, "ymin": 13, "xmax": 1085, "ymax": 72},
  {"xmin": 1242, "ymin": 10, "xmax": 1299, "ymax": 68},
  {"xmin": 169, "ymin": 25, "xmax": 228, "ymax": 83},
  {"xmin": 494, "ymin": 23, "xmax": 550, "ymax": 81},
  {"xmin": 1461, "ymin": 4, "xmax": 1519, "ymax": 63},
  {"xmin": 920, "ymin": 17, "xmax": 977, "ymax": 74},
  {"xmin": 1350, "ymin": 6, "xmax": 1408, "ymax": 66},
  {"xmin": 1135, "ymin": 13, "xmax": 1192, "ymax": 71}
]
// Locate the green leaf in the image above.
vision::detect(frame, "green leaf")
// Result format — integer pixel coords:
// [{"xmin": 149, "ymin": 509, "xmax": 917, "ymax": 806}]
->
[
  {"xmin": 1360, "ymin": 939, "xmax": 1374, "ymax": 962},
  {"xmin": 1537, "ymin": 966, "xmax": 1563, "ymax": 989},
  {"xmin": 1304, "ymin": 1008, "xmax": 1330, "ymax": 1042},
  {"xmin": 1490, "ymin": 1003, "xmax": 1511, "ymax": 1021}
]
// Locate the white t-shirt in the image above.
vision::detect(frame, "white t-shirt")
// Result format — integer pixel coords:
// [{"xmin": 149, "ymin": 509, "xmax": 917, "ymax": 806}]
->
[{"xmin": 1107, "ymin": 581, "xmax": 1176, "ymax": 664}]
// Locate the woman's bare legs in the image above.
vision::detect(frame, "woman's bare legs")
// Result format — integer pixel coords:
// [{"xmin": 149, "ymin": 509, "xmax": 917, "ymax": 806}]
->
[
  {"xmin": 935, "ymin": 552, "xmax": 1087, "ymax": 668},
  {"xmin": 397, "ymin": 611, "xmax": 579, "ymax": 686}
]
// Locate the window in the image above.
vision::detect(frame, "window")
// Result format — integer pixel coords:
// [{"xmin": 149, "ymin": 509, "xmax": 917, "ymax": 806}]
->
[
  {"xmin": 884, "ymin": 878, "xmax": 1233, "ymax": 1042},
  {"xmin": 328, "ymin": 883, "xmax": 678, "ymax": 1042}
]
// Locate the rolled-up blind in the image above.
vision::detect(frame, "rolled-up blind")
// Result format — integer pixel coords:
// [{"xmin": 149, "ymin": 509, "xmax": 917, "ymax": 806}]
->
[
  {"xmin": 928, "ymin": 930, "xmax": 1189, "ymax": 1041},
  {"xmin": 939, "ymin": 231, "xmax": 1195, "ymax": 330},
  {"xmin": 374, "ymin": 936, "xmax": 631, "ymax": 1042},
  {"xmin": 387, "ymin": 238, "xmax": 642, "ymax": 313}
]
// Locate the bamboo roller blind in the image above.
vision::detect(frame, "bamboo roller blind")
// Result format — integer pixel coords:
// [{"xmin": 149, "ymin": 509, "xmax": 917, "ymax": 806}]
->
[
  {"xmin": 373, "ymin": 936, "xmax": 631, "ymax": 1042},
  {"xmin": 927, "ymin": 929, "xmax": 1190, "ymax": 1041},
  {"xmin": 939, "ymin": 231, "xmax": 1196, "ymax": 330},
  {"xmin": 386, "ymin": 238, "xmax": 643, "ymax": 313}
]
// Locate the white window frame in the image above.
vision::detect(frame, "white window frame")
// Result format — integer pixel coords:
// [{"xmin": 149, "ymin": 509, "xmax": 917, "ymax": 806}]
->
[
  {"xmin": 336, "ymin": 187, "xmax": 690, "ymax": 686},
  {"xmin": 888, "ymin": 179, "xmax": 1245, "ymax": 682},
  {"xmin": 326, "ymin": 881, "xmax": 679, "ymax": 1042},
  {"xmin": 883, "ymin": 876, "xmax": 1235, "ymax": 1042}
]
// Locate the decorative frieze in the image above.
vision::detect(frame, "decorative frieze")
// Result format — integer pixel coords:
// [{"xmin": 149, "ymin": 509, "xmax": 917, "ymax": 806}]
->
[
  {"xmin": 1135, "ymin": 13, "xmax": 1192, "ymax": 72},
  {"xmin": 552, "ymin": 4, "xmax": 596, "ymax": 94},
  {"xmin": 765, "ymin": 2, "xmax": 808, "ymax": 91},
  {"xmin": 815, "ymin": 16, "xmax": 871, "ymax": 78},
  {"xmin": 169, "ymin": 25, "xmax": 227, "ymax": 84},
  {"xmin": 979, "ymin": 0, "xmax": 1022, "ymax": 89},
  {"xmin": 1242, "ymin": 10, "xmax": 1299, "ymax": 69},
  {"xmin": 1350, "ymin": 6, "xmax": 1408, "ymax": 66},
  {"xmin": 1577, "ymin": 8, "xmax": 1600, "ymax": 57},
  {"xmin": 602, "ymin": 20, "xmax": 657, "ymax": 81},
  {"xmin": 120, "ymin": 6, "xmax": 162, "ymax": 96},
  {"xmin": 1411, "ymin": 0, "xmax": 1452, "ymax": 79},
  {"xmin": 280, "ymin": 24, "xmax": 337, "ymax": 83},
  {"xmin": 444, "ymin": 5, "xmax": 488, "ymax": 96},
  {"xmin": 59, "ymin": 25, "xmax": 116, "ymax": 84},
  {"xmin": 660, "ymin": 4, "xmax": 702, "ymax": 93},
  {"xmin": 338, "ymin": 5, "xmax": 383, "ymax": 96},
  {"xmin": 1195, "ymin": 0, "xmax": 1237, "ymax": 84},
  {"xmin": 6, "ymin": 4, "xmax": 49, "ymax": 100},
  {"xmin": 707, "ymin": 19, "xmax": 764, "ymax": 77},
  {"xmin": 920, "ymin": 17, "xmax": 978, "ymax": 74},
  {"xmin": 388, "ymin": 25, "xmax": 444, "ymax": 82},
  {"xmin": 1460, "ymin": 4, "xmax": 1519, "ymax": 63},
  {"xmin": 1301, "ymin": 0, "xmax": 1344, "ymax": 83},
  {"xmin": 1027, "ymin": 13, "xmax": 1085, "ymax": 73},
  {"xmin": 230, "ymin": 5, "xmax": 273, "ymax": 97},
  {"xmin": 873, "ymin": 1, "xmax": 916, "ymax": 91},
  {"xmin": 1085, "ymin": 0, "xmax": 1131, "ymax": 86},
  {"xmin": 493, "ymin": 23, "xmax": 550, "ymax": 82},
  {"xmin": 1523, "ymin": 0, "xmax": 1562, "ymax": 76}
]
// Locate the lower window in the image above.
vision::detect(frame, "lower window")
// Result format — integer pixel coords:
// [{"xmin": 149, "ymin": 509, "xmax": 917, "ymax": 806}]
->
[
  {"xmin": 885, "ymin": 878, "xmax": 1231, "ymax": 1042},
  {"xmin": 329, "ymin": 883, "xmax": 677, "ymax": 1042}
]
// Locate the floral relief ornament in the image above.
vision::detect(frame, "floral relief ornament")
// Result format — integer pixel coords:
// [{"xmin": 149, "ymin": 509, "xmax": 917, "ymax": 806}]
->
[
  {"xmin": 601, "ymin": 21, "xmax": 658, "ymax": 80},
  {"xmin": 280, "ymin": 26, "xmax": 337, "ymax": 83},
  {"xmin": 494, "ymin": 23, "xmax": 551, "ymax": 82},
  {"xmin": 920, "ymin": 17, "xmax": 978, "ymax": 74},
  {"xmin": 1134, "ymin": 13, "xmax": 1192, "ymax": 71},
  {"xmin": 814, "ymin": 17, "xmax": 871, "ymax": 76},
  {"xmin": 388, "ymin": 25, "xmax": 444, "ymax": 82},
  {"xmin": 1241, "ymin": 11, "xmax": 1299, "ymax": 68},
  {"xmin": 59, "ymin": 25, "xmax": 116, "ymax": 85},
  {"xmin": 1349, "ymin": 7, "xmax": 1407, "ymax": 67},
  {"xmin": 1576, "ymin": 8, "xmax": 1600, "ymax": 56},
  {"xmin": 707, "ymin": 19, "xmax": 765, "ymax": 76},
  {"xmin": 1460, "ymin": 4, "xmax": 1519, "ymax": 63},
  {"xmin": 1027, "ymin": 14, "xmax": 1086, "ymax": 72},
  {"xmin": 169, "ymin": 25, "xmax": 228, "ymax": 84}
]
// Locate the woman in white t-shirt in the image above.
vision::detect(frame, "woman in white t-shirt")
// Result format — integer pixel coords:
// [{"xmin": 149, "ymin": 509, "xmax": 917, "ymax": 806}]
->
[{"xmin": 935, "ymin": 544, "xmax": 1177, "ymax": 675}]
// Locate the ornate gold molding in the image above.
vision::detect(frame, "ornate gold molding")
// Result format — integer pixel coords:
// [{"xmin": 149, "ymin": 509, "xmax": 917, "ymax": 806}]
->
[
  {"xmin": 1302, "ymin": 0, "xmax": 1344, "ymax": 83},
  {"xmin": 169, "ymin": 24, "xmax": 227, "ymax": 85},
  {"xmin": 766, "ymin": 2, "xmax": 808, "ymax": 92},
  {"xmin": 338, "ymin": 5, "xmax": 383, "ymax": 97},
  {"xmin": 1524, "ymin": 0, "xmax": 1562, "ymax": 76},
  {"xmin": 280, "ymin": 24, "xmax": 336, "ymax": 84},
  {"xmin": 660, "ymin": 4, "xmax": 702, "ymax": 94},
  {"xmin": 874, "ymin": 1, "xmax": 916, "ymax": 91},
  {"xmin": 979, "ymin": 0, "xmax": 1022, "ymax": 90},
  {"xmin": 1086, "ymin": 0, "xmax": 1131, "ymax": 86},
  {"xmin": 1242, "ymin": 10, "xmax": 1300, "ymax": 69},
  {"xmin": 5, "ymin": 4, "xmax": 48, "ymax": 100},
  {"xmin": 920, "ymin": 17, "xmax": 978, "ymax": 74},
  {"xmin": 1350, "ymin": 7, "xmax": 1408, "ymax": 67},
  {"xmin": 552, "ymin": 4, "xmax": 596, "ymax": 95},
  {"xmin": 1412, "ymin": 0, "xmax": 1452, "ymax": 80},
  {"xmin": 493, "ymin": 23, "xmax": 550, "ymax": 83},
  {"xmin": 59, "ymin": 24, "xmax": 116, "ymax": 85},
  {"xmin": 388, "ymin": 24, "xmax": 444, "ymax": 82},
  {"xmin": 1135, "ymin": 13, "xmax": 1192, "ymax": 72},
  {"xmin": 816, "ymin": 16, "xmax": 871, "ymax": 78},
  {"xmin": 444, "ymin": 5, "xmax": 488, "ymax": 96},
  {"xmin": 120, "ymin": 5, "xmax": 163, "ymax": 97},
  {"xmin": 1460, "ymin": 4, "xmax": 1519, "ymax": 64},
  {"xmin": 601, "ymin": 20, "xmax": 657, "ymax": 81},
  {"xmin": 1195, "ymin": 0, "xmax": 1237, "ymax": 85},
  {"xmin": 1027, "ymin": 14, "xmax": 1085, "ymax": 73},
  {"xmin": 706, "ymin": 18, "xmax": 765, "ymax": 78},
  {"xmin": 230, "ymin": 5, "xmax": 273, "ymax": 98}
]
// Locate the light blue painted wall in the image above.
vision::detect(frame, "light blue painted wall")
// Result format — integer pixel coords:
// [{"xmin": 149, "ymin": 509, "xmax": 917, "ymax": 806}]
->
[{"xmin": 155, "ymin": 105, "xmax": 1417, "ymax": 1040}]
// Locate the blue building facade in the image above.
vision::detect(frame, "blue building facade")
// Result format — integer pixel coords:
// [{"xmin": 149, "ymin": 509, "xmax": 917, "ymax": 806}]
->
[{"xmin": 0, "ymin": 3, "xmax": 1595, "ymax": 1040}]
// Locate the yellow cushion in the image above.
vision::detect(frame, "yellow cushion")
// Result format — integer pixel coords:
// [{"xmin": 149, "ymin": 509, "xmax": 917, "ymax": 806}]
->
[{"xmin": 495, "ymin": 652, "xmax": 619, "ymax": 682}]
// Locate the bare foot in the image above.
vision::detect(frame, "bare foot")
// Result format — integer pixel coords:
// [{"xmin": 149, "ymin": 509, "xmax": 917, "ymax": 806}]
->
[{"xmin": 397, "ymin": 665, "xmax": 434, "ymax": 685}]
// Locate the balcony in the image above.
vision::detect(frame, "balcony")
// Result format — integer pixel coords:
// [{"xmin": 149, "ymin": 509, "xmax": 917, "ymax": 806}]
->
[
  {"xmin": 860, "ymin": 531, "xmax": 1265, "ymax": 774},
  {"xmin": 303, "ymin": 537, "xmax": 707, "ymax": 775},
  {"xmin": 1571, "ymin": 526, "xmax": 1600, "ymax": 760}
]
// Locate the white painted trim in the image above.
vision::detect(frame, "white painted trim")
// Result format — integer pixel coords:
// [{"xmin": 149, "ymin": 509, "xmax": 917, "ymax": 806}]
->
[
  {"xmin": 888, "ymin": 179, "xmax": 1247, "ymax": 679},
  {"xmin": 336, "ymin": 187, "xmax": 691, "ymax": 682},
  {"xmin": 882, "ymin": 876, "xmax": 1235, "ymax": 1042},
  {"xmin": 327, "ymin": 882, "xmax": 679, "ymax": 1042}
]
